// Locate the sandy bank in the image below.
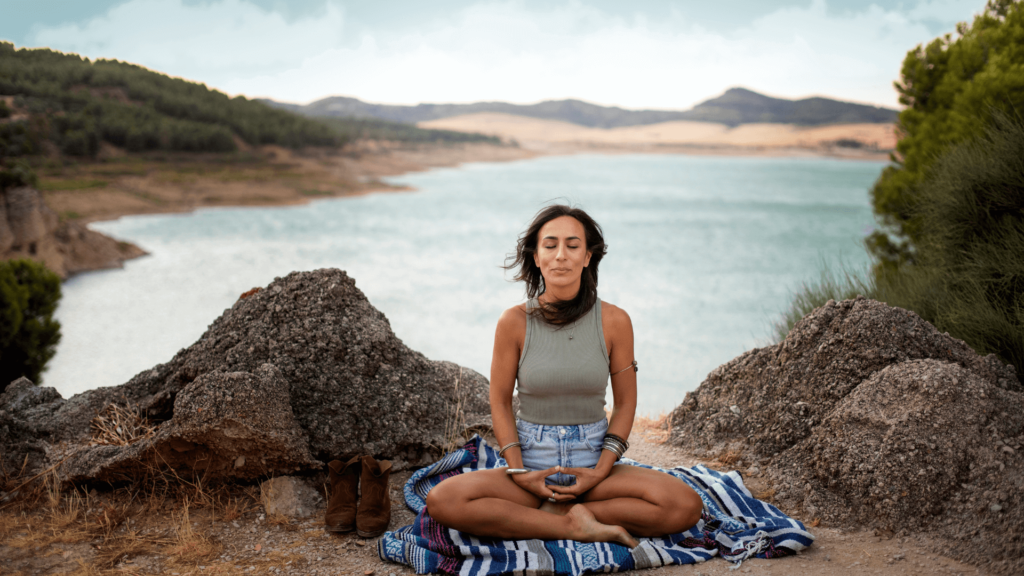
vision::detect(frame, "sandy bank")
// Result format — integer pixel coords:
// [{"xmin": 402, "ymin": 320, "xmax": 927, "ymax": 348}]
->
[
  {"xmin": 39, "ymin": 142, "xmax": 537, "ymax": 227},
  {"xmin": 419, "ymin": 113, "xmax": 897, "ymax": 160}
]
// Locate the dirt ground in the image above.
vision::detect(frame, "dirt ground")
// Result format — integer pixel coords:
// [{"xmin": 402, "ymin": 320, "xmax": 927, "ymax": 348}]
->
[{"xmin": 0, "ymin": 426, "xmax": 984, "ymax": 576}]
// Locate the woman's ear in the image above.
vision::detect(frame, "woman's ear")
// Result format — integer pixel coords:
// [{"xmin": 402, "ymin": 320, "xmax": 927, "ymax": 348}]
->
[{"xmin": 584, "ymin": 250, "xmax": 592, "ymax": 267}]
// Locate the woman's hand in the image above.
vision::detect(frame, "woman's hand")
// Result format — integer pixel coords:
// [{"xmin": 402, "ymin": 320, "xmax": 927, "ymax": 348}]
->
[
  {"xmin": 511, "ymin": 467, "xmax": 576, "ymax": 503},
  {"xmin": 549, "ymin": 466, "xmax": 609, "ymax": 499}
]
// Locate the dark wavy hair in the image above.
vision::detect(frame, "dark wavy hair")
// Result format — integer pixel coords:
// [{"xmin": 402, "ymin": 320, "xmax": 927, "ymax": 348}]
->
[{"xmin": 505, "ymin": 204, "xmax": 607, "ymax": 325}]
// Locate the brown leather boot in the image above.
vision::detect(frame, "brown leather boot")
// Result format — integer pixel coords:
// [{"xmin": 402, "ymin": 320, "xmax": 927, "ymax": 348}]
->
[
  {"xmin": 356, "ymin": 455, "xmax": 392, "ymax": 538},
  {"xmin": 325, "ymin": 456, "xmax": 360, "ymax": 532}
]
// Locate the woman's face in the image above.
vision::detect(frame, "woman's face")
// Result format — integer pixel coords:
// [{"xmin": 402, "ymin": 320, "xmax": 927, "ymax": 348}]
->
[{"xmin": 533, "ymin": 216, "xmax": 592, "ymax": 295}]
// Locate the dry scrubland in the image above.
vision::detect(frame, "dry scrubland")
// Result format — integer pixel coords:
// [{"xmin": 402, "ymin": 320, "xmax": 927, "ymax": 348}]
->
[
  {"xmin": 418, "ymin": 113, "xmax": 896, "ymax": 158},
  {"xmin": 0, "ymin": 420, "xmax": 982, "ymax": 576}
]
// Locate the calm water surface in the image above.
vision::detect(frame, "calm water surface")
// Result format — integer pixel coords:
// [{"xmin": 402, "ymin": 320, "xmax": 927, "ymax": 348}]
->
[{"xmin": 49, "ymin": 153, "xmax": 884, "ymax": 415}]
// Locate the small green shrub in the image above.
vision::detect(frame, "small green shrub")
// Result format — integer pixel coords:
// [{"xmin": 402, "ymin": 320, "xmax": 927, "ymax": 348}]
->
[
  {"xmin": 771, "ymin": 262, "xmax": 875, "ymax": 343},
  {"xmin": 0, "ymin": 159, "xmax": 38, "ymax": 191},
  {"xmin": 0, "ymin": 259, "xmax": 62, "ymax": 390}
]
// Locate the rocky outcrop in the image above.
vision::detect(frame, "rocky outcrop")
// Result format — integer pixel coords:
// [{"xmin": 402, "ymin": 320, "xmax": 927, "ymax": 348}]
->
[
  {"xmin": 0, "ymin": 377, "xmax": 66, "ymax": 476},
  {"xmin": 1, "ymin": 186, "xmax": 145, "ymax": 278},
  {"xmin": 1, "ymin": 269, "xmax": 491, "ymax": 483},
  {"xmin": 668, "ymin": 297, "xmax": 1023, "ymax": 574}
]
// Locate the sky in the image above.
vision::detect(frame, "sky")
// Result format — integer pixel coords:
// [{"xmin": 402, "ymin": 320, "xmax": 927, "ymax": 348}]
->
[{"xmin": 1, "ymin": 0, "xmax": 989, "ymax": 110}]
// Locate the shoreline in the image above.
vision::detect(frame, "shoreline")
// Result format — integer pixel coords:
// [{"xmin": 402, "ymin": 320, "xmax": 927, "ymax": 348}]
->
[
  {"xmin": 33, "ymin": 139, "xmax": 890, "ymax": 280},
  {"xmin": 45, "ymin": 139, "xmax": 889, "ymax": 228}
]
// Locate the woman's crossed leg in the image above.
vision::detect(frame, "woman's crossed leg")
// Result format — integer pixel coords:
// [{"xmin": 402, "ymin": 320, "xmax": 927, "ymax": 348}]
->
[{"xmin": 424, "ymin": 465, "xmax": 702, "ymax": 546}]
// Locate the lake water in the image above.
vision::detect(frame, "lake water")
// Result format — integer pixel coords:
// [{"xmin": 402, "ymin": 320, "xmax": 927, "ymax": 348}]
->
[{"xmin": 48, "ymin": 153, "xmax": 885, "ymax": 416}]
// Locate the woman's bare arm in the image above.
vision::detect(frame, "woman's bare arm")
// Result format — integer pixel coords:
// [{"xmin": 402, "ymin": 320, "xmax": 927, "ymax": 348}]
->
[
  {"xmin": 490, "ymin": 305, "xmax": 526, "ymax": 468},
  {"xmin": 604, "ymin": 302, "xmax": 637, "ymax": 449}
]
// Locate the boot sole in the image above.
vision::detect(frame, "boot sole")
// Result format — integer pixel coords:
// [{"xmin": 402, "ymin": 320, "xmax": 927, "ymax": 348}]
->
[
  {"xmin": 325, "ymin": 524, "xmax": 356, "ymax": 533},
  {"xmin": 357, "ymin": 528, "xmax": 387, "ymax": 538}
]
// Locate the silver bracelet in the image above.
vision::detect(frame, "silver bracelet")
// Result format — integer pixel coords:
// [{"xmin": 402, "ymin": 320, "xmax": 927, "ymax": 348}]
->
[
  {"xmin": 505, "ymin": 468, "xmax": 529, "ymax": 475},
  {"xmin": 498, "ymin": 441, "xmax": 522, "ymax": 458}
]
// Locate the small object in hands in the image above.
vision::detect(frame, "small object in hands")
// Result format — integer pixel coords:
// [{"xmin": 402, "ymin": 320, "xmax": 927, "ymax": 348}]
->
[
  {"xmin": 548, "ymin": 497, "xmax": 558, "ymax": 503},
  {"xmin": 505, "ymin": 468, "xmax": 530, "ymax": 475},
  {"xmin": 548, "ymin": 492, "xmax": 558, "ymax": 503},
  {"xmin": 611, "ymin": 360, "xmax": 638, "ymax": 376},
  {"xmin": 498, "ymin": 441, "xmax": 522, "ymax": 458}
]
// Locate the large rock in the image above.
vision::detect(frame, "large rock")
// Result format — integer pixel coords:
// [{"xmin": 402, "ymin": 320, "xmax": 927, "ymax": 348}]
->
[
  {"xmin": 0, "ymin": 377, "xmax": 66, "ymax": 476},
  {"xmin": 668, "ymin": 297, "xmax": 1023, "ymax": 574},
  {"xmin": 2, "ymin": 269, "xmax": 491, "ymax": 482},
  {"xmin": 669, "ymin": 297, "xmax": 1018, "ymax": 457},
  {"xmin": 1, "ymin": 186, "xmax": 145, "ymax": 278}
]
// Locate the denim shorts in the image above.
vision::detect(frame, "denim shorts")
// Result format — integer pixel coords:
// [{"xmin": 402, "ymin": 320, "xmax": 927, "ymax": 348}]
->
[{"xmin": 516, "ymin": 418, "xmax": 608, "ymax": 486}]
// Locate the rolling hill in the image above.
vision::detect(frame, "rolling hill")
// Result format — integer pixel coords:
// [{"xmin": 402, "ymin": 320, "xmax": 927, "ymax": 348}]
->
[{"xmin": 265, "ymin": 88, "xmax": 898, "ymax": 128}]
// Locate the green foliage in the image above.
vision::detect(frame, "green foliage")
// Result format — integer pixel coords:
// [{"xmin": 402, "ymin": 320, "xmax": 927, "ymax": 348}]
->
[
  {"xmin": 873, "ymin": 113, "xmax": 1024, "ymax": 370},
  {"xmin": 0, "ymin": 259, "xmax": 62, "ymax": 389},
  {"xmin": 772, "ymin": 263, "xmax": 876, "ymax": 343},
  {"xmin": 0, "ymin": 158, "xmax": 38, "ymax": 191},
  {"xmin": 0, "ymin": 42, "xmax": 341, "ymax": 157},
  {"xmin": 868, "ymin": 0, "xmax": 1024, "ymax": 270},
  {"xmin": 319, "ymin": 116, "xmax": 503, "ymax": 144},
  {"xmin": 0, "ymin": 99, "xmax": 10, "ymax": 118}
]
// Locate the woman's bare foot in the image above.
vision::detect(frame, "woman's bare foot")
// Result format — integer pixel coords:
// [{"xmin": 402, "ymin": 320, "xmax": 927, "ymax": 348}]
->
[{"xmin": 566, "ymin": 504, "xmax": 640, "ymax": 548}]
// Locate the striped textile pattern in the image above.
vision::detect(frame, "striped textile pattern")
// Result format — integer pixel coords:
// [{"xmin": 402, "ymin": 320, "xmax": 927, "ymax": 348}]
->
[{"xmin": 378, "ymin": 436, "xmax": 814, "ymax": 574}]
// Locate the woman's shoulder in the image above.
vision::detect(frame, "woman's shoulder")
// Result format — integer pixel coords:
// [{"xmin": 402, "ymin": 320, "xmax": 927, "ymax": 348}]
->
[
  {"xmin": 600, "ymin": 300, "xmax": 633, "ymax": 331},
  {"xmin": 496, "ymin": 303, "xmax": 529, "ymax": 332}
]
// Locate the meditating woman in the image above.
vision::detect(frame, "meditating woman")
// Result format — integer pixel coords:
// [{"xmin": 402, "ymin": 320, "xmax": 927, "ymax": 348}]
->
[{"xmin": 426, "ymin": 204, "xmax": 704, "ymax": 547}]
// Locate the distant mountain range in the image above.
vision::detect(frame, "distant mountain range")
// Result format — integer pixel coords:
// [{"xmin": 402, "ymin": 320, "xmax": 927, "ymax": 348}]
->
[{"xmin": 263, "ymin": 88, "xmax": 898, "ymax": 128}]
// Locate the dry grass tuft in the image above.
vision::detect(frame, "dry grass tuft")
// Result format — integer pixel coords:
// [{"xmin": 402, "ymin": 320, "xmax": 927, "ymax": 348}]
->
[
  {"xmin": 219, "ymin": 494, "xmax": 252, "ymax": 522},
  {"xmin": 438, "ymin": 367, "xmax": 470, "ymax": 456},
  {"xmin": 167, "ymin": 496, "xmax": 221, "ymax": 566},
  {"xmin": 715, "ymin": 449, "xmax": 743, "ymax": 466},
  {"xmin": 752, "ymin": 485, "xmax": 777, "ymax": 502},
  {"xmin": 631, "ymin": 412, "xmax": 670, "ymax": 444},
  {"xmin": 90, "ymin": 402, "xmax": 156, "ymax": 446}
]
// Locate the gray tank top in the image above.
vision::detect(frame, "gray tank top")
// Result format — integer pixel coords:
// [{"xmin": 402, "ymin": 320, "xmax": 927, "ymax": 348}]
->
[{"xmin": 516, "ymin": 298, "xmax": 611, "ymax": 425}]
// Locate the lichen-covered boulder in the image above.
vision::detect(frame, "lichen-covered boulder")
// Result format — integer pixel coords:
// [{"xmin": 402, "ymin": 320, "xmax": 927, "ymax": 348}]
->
[
  {"xmin": 3, "ymin": 269, "xmax": 491, "ymax": 482},
  {"xmin": 668, "ymin": 297, "xmax": 1023, "ymax": 575},
  {"xmin": 0, "ymin": 377, "xmax": 65, "ymax": 475},
  {"xmin": 56, "ymin": 365, "xmax": 321, "ymax": 483},
  {"xmin": 669, "ymin": 297, "xmax": 1018, "ymax": 457}
]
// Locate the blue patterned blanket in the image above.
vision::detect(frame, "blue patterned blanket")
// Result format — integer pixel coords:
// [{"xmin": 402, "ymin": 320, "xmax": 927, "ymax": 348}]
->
[{"xmin": 378, "ymin": 436, "xmax": 813, "ymax": 575}]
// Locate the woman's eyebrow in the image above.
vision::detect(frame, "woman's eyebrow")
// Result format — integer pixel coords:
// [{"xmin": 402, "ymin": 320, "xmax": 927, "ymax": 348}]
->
[{"xmin": 542, "ymin": 235, "xmax": 583, "ymax": 241}]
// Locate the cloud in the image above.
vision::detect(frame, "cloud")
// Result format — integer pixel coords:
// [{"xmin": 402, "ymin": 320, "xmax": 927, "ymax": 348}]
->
[
  {"xmin": 32, "ymin": 0, "xmax": 345, "ymax": 81},
  {"xmin": 908, "ymin": 0, "xmax": 986, "ymax": 23},
  {"xmin": 29, "ymin": 0, "xmax": 968, "ymax": 108}
]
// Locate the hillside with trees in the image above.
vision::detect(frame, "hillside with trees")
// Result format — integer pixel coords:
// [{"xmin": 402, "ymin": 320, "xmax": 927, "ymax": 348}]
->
[
  {"xmin": 778, "ymin": 0, "xmax": 1024, "ymax": 373},
  {"xmin": 0, "ymin": 42, "xmax": 340, "ymax": 156},
  {"xmin": 264, "ymin": 88, "xmax": 898, "ymax": 128},
  {"xmin": 0, "ymin": 43, "xmax": 498, "ymax": 161}
]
